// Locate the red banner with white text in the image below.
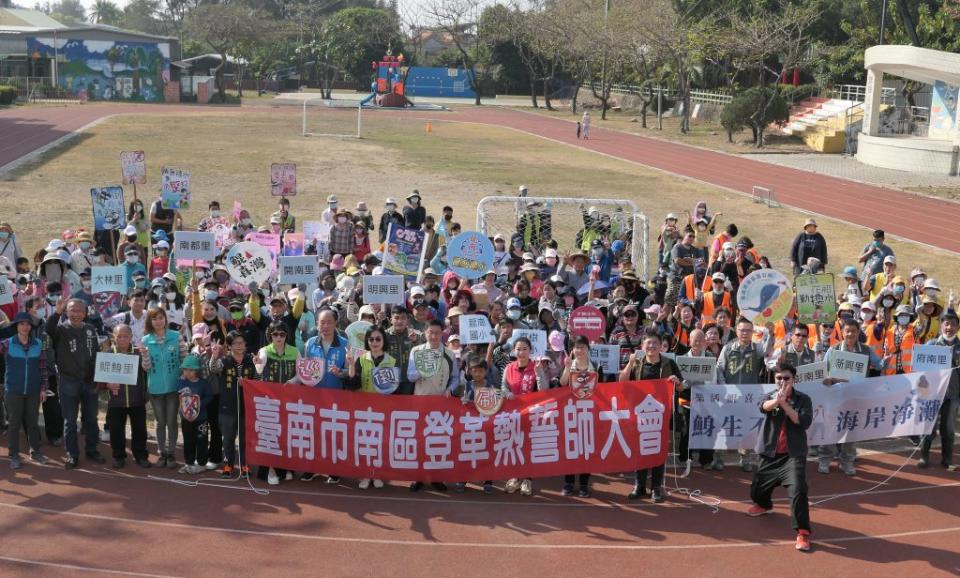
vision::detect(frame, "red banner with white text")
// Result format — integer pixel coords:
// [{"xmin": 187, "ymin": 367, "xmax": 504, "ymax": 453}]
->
[{"xmin": 242, "ymin": 379, "xmax": 672, "ymax": 482}]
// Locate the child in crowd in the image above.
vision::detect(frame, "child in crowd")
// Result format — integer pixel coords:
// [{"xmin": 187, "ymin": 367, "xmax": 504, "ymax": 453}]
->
[{"xmin": 177, "ymin": 354, "xmax": 212, "ymax": 474}]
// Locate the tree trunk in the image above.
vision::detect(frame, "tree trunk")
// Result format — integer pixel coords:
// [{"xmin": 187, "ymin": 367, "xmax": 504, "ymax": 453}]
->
[
  {"xmin": 214, "ymin": 54, "xmax": 226, "ymax": 99},
  {"xmin": 543, "ymin": 78, "xmax": 553, "ymax": 111},
  {"xmin": 571, "ymin": 80, "xmax": 582, "ymax": 114},
  {"xmin": 529, "ymin": 79, "xmax": 538, "ymax": 108},
  {"xmin": 236, "ymin": 64, "xmax": 244, "ymax": 98},
  {"xmin": 640, "ymin": 100, "xmax": 648, "ymax": 128}
]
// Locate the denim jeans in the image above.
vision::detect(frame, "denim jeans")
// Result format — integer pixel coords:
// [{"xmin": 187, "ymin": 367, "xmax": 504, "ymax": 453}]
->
[{"xmin": 59, "ymin": 378, "xmax": 100, "ymax": 459}]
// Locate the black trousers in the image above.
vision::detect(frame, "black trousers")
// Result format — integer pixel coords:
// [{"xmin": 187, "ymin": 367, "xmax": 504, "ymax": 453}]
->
[
  {"xmin": 634, "ymin": 465, "xmax": 665, "ymax": 490},
  {"xmin": 206, "ymin": 396, "xmax": 222, "ymax": 464},
  {"xmin": 220, "ymin": 404, "xmax": 246, "ymax": 467},
  {"xmin": 181, "ymin": 419, "xmax": 209, "ymax": 466},
  {"xmin": 921, "ymin": 397, "xmax": 957, "ymax": 465},
  {"xmin": 43, "ymin": 376, "xmax": 63, "ymax": 442},
  {"xmin": 564, "ymin": 473, "xmax": 590, "ymax": 487},
  {"xmin": 106, "ymin": 405, "xmax": 148, "ymax": 460},
  {"xmin": 750, "ymin": 453, "xmax": 811, "ymax": 533}
]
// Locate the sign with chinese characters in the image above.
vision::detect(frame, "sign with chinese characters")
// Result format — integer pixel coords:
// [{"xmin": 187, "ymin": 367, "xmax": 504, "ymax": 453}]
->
[
  {"xmin": 589, "ymin": 344, "xmax": 620, "ymax": 375},
  {"xmin": 827, "ymin": 350, "xmax": 869, "ymax": 382},
  {"xmin": 210, "ymin": 222, "xmax": 233, "ymax": 250},
  {"xmin": 460, "ymin": 314, "xmax": 495, "ymax": 345},
  {"xmin": 361, "ymin": 275, "xmax": 405, "ymax": 305},
  {"xmin": 372, "ymin": 367, "xmax": 400, "ymax": 394},
  {"xmin": 570, "ymin": 371, "xmax": 598, "ymax": 399},
  {"xmin": 0, "ymin": 280, "xmax": 12, "ymax": 306},
  {"xmin": 279, "ymin": 256, "xmax": 319, "ymax": 285},
  {"xmin": 297, "ymin": 357, "xmax": 325, "ymax": 386},
  {"xmin": 912, "ymin": 344, "xmax": 953, "ymax": 371},
  {"xmin": 160, "ymin": 167, "xmax": 191, "ymax": 210},
  {"xmin": 474, "ymin": 387, "xmax": 504, "ymax": 415},
  {"xmin": 242, "ymin": 378, "xmax": 672, "ymax": 482},
  {"xmin": 795, "ymin": 273, "xmax": 837, "ymax": 325},
  {"xmin": 303, "ymin": 221, "xmax": 331, "ymax": 243},
  {"xmin": 510, "ymin": 329, "xmax": 548, "ymax": 360},
  {"xmin": 270, "ymin": 163, "xmax": 297, "ymax": 196},
  {"xmin": 90, "ymin": 186, "xmax": 126, "ymax": 231},
  {"xmin": 382, "ymin": 223, "xmax": 428, "ymax": 281},
  {"xmin": 446, "ymin": 231, "xmax": 495, "ymax": 280},
  {"xmin": 174, "ymin": 231, "xmax": 217, "ymax": 261},
  {"xmin": 91, "ymin": 265, "xmax": 127, "ymax": 294},
  {"xmin": 225, "ymin": 241, "xmax": 273, "ymax": 285},
  {"xmin": 94, "ymin": 352, "xmax": 141, "ymax": 386},
  {"xmin": 796, "ymin": 361, "xmax": 828, "ymax": 384},
  {"xmin": 345, "ymin": 321, "xmax": 372, "ymax": 358},
  {"xmin": 413, "ymin": 349, "xmax": 442, "ymax": 378},
  {"xmin": 689, "ymin": 369, "xmax": 951, "ymax": 450},
  {"xmin": 737, "ymin": 269, "xmax": 793, "ymax": 325},
  {"xmin": 674, "ymin": 356, "xmax": 717, "ymax": 384},
  {"xmin": 243, "ymin": 232, "xmax": 281, "ymax": 275},
  {"xmin": 120, "ymin": 151, "xmax": 146, "ymax": 185},
  {"xmin": 568, "ymin": 306, "xmax": 606, "ymax": 342}
]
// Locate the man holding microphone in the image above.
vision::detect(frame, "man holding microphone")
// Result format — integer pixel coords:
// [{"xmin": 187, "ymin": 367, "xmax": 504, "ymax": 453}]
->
[{"xmin": 746, "ymin": 363, "xmax": 814, "ymax": 552}]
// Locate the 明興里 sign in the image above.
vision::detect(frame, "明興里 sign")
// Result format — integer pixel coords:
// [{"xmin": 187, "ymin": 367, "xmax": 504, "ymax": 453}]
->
[{"xmin": 242, "ymin": 378, "xmax": 672, "ymax": 482}]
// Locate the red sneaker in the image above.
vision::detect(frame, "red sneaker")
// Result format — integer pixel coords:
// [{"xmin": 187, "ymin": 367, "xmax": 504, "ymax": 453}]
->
[
  {"xmin": 746, "ymin": 504, "xmax": 773, "ymax": 517},
  {"xmin": 221, "ymin": 464, "xmax": 234, "ymax": 478},
  {"xmin": 795, "ymin": 530, "xmax": 811, "ymax": 552}
]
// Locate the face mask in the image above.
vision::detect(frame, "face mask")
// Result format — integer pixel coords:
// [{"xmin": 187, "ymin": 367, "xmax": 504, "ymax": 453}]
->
[
  {"xmin": 861, "ymin": 311, "xmax": 874, "ymax": 322},
  {"xmin": 723, "ymin": 249, "xmax": 734, "ymax": 258},
  {"xmin": 80, "ymin": 242, "xmax": 92, "ymax": 251},
  {"xmin": 507, "ymin": 309, "xmax": 521, "ymax": 320},
  {"xmin": 338, "ymin": 217, "xmax": 347, "ymax": 224},
  {"xmin": 882, "ymin": 298, "xmax": 895, "ymax": 308},
  {"xmin": 241, "ymin": 218, "xmax": 252, "ymax": 226},
  {"xmin": 897, "ymin": 315, "xmax": 911, "ymax": 326},
  {"xmin": 165, "ymin": 291, "xmax": 177, "ymax": 301},
  {"xmin": 592, "ymin": 249, "xmax": 603, "ymax": 258},
  {"xmin": 210, "ymin": 210, "xmax": 221, "ymax": 218},
  {"xmin": 205, "ymin": 290, "xmax": 219, "ymax": 301},
  {"xmin": 323, "ymin": 280, "xmax": 336, "ymax": 291},
  {"xmin": 47, "ymin": 294, "xmax": 60, "ymax": 303},
  {"xmin": 927, "ymin": 289, "xmax": 940, "ymax": 299},
  {"xmin": 81, "ymin": 281, "xmax": 91, "ymax": 291},
  {"xmin": 0, "ymin": 231, "xmax": 10, "ymax": 239},
  {"xmin": 893, "ymin": 286, "xmax": 905, "ymax": 295},
  {"xmin": 231, "ymin": 311, "xmax": 243, "ymax": 321},
  {"xmin": 385, "ymin": 205, "xmax": 396, "ymax": 213},
  {"xmin": 126, "ymin": 254, "xmax": 139, "ymax": 264},
  {"xmin": 134, "ymin": 279, "xmax": 146, "ymax": 288}
]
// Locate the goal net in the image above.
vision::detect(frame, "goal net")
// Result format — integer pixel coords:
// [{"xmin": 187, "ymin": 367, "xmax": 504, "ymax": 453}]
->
[
  {"xmin": 301, "ymin": 97, "xmax": 363, "ymax": 138},
  {"xmin": 476, "ymin": 196, "xmax": 651, "ymax": 280}
]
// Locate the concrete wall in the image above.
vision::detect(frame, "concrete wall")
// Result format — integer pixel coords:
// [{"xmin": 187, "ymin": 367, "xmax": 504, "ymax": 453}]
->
[{"xmin": 857, "ymin": 133, "xmax": 959, "ymax": 175}]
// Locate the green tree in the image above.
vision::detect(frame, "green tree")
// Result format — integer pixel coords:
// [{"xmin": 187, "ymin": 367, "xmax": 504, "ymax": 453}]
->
[
  {"xmin": 89, "ymin": 0, "xmax": 123, "ymax": 25},
  {"xmin": 721, "ymin": 86, "xmax": 789, "ymax": 145},
  {"xmin": 186, "ymin": 3, "xmax": 268, "ymax": 99},
  {"xmin": 321, "ymin": 7, "xmax": 403, "ymax": 88}
]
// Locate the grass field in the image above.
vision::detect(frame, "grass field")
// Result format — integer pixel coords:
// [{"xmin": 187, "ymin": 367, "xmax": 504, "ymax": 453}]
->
[{"xmin": 2, "ymin": 104, "xmax": 958, "ymax": 292}]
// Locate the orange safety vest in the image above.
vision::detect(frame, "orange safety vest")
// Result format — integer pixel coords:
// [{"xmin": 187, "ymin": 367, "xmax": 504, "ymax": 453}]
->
[
  {"xmin": 772, "ymin": 319, "xmax": 812, "ymax": 352},
  {"xmin": 708, "ymin": 233, "xmax": 730, "ymax": 265},
  {"xmin": 864, "ymin": 321, "xmax": 886, "ymax": 362},
  {"xmin": 682, "ymin": 273, "xmax": 698, "ymax": 304},
  {"xmin": 883, "ymin": 326, "xmax": 915, "ymax": 375},
  {"xmin": 747, "ymin": 247, "xmax": 762, "ymax": 266},
  {"xmin": 701, "ymin": 291, "xmax": 731, "ymax": 324}
]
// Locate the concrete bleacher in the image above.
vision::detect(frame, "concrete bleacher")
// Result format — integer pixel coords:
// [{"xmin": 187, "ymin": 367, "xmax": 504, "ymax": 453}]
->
[{"xmin": 776, "ymin": 96, "xmax": 860, "ymax": 153}]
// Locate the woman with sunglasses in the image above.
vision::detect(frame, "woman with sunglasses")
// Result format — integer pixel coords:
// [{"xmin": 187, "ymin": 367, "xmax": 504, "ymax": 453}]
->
[
  {"xmin": 346, "ymin": 326, "xmax": 396, "ymax": 490},
  {"xmin": 256, "ymin": 321, "xmax": 299, "ymax": 485}
]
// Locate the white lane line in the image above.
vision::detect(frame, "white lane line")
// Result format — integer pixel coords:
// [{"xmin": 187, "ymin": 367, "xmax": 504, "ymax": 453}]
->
[
  {"xmin": 0, "ymin": 501, "xmax": 958, "ymax": 551},
  {"xmin": 0, "ymin": 555, "xmax": 183, "ymax": 577}
]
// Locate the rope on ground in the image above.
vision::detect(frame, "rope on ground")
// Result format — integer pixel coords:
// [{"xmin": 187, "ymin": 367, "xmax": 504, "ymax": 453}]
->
[{"xmin": 809, "ymin": 437, "xmax": 924, "ymax": 508}]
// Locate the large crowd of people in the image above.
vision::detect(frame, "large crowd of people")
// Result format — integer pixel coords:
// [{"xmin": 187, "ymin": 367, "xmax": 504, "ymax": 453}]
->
[{"xmin": 1, "ymin": 188, "xmax": 957, "ymax": 554}]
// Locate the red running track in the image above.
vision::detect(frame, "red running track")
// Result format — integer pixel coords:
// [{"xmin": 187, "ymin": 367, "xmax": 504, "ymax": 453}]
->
[
  {"xmin": 453, "ymin": 107, "xmax": 960, "ymax": 254},
  {"xmin": 3, "ymin": 103, "xmax": 960, "ymax": 254}
]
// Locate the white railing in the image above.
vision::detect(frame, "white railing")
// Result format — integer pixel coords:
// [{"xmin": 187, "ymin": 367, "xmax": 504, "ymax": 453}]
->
[
  {"xmin": 607, "ymin": 84, "xmax": 733, "ymax": 105},
  {"xmin": 831, "ymin": 84, "xmax": 897, "ymax": 104}
]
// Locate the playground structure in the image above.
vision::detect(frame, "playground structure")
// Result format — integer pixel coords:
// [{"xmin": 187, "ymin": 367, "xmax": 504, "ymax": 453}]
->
[{"xmin": 365, "ymin": 52, "xmax": 411, "ymax": 108}]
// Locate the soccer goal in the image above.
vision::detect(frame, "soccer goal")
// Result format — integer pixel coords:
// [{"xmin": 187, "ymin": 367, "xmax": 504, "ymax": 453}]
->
[
  {"xmin": 476, "ymin": 196, "xmax": 651, "ymax": 280},
  {"xmin": 301, "ymin": 97, "xmax": 363, "ymax": 138}
]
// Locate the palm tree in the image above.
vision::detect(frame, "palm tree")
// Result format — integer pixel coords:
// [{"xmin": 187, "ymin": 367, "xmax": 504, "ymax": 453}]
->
[{"xmin": 89, "ymin": 0, "xmax": 123, "ymax": 26}]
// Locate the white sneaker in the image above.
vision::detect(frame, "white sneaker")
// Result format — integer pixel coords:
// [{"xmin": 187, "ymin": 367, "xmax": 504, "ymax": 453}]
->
[
  {"xmin": 841, "ymin": 462, "xmax": 856, "ymax": 476},
  {"xmin": 267, "ymin": 467, "xmax": 280, "ymax": 486},
  {"xmin": 178, "ymin": 464, "xmax": 191, "ymax": 474},
  {"xmin": 504, "ymin": 478, "xmax": 520, "ymax": 493},
  {"xmin": 818, "ymin": 460, "xmax": 830, "ymax": 474},
  {"xmin": 372, "ymin": 479, "xmax": 384, "ymax": 489},
  {"xmin": 520, "ymin": 478, "xmax": 533, "ymax": 496},
  {"xmin": 358, "ymin": 478, "xmax": 371, "ymax": 490},
  {"xmin": 188, "ymin": 464, "xmax": 205, "ymax": 474},
  {"xmin": 205, "ymin": 461, "xmax": 218, "ymax": 470},
  {"xmin": 100, "ymin": 430, "xmax": 110, "ymax": 443}
]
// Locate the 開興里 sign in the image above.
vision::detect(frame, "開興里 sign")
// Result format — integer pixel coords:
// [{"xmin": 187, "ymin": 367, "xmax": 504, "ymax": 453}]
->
[{"xmin": 174, "ymin": 231, "xmax": 217, "ymax": 261}]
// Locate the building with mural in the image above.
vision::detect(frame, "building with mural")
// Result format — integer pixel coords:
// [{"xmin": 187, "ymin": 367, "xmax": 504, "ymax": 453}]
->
[{"xmin": 0, "ymin": 8, "xmax": 178, "ymax": 102}]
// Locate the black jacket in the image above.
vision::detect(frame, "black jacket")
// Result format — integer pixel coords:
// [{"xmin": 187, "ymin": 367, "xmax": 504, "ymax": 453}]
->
[
  {"xmin": 790, "ymin": 231, "xmax": 828, "ymax": 270},
  {"xmin": 46, "ymin": 313, "xmax": 99, "ymax": 382},
  {"xmin": 758, "ymin": 388, "xmax": 813, "ymax": 459}
]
